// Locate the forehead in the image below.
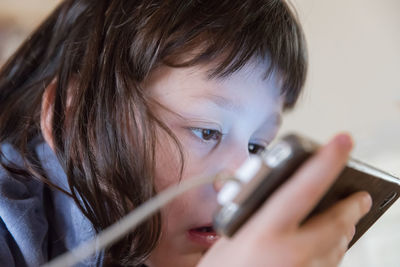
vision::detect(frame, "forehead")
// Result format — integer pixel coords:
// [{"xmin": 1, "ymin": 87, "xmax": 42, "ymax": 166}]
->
[{"xmin": 145, "ymin": 61, "xmax": 283, "ymax": 124}]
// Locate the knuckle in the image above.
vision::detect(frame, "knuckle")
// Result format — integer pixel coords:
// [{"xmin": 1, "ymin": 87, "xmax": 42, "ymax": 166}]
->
[
  {"xmin": 334, "ymin": 216, "xmax": 349, "ymax": 232},
  {"xmin": 334, "ymin": 239, "xmax": 348, "ymax": 264},
  {"xmin": 333, "ymin": 216, "xmax": 356, "ymax": 241},
  {"xmin": 338, "ymin": 235, "xmax": 349, "ymax": 254}
]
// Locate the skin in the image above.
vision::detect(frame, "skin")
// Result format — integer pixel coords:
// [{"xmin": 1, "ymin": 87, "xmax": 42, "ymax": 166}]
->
[
  {"xmin": 41, "ymin": 59, "xmax": 372, "ymax": 267},
  {"xmin": 198, "ymin": 134, "xmax": 371, "ymax": 267},
  {"xmin": 144, "ymin": 60, "xmax": 283, "ymax": 267}
]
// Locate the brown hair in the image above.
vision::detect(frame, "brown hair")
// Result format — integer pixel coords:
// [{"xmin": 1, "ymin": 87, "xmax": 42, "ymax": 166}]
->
[{"xmin": 0, "ymin": 0, "xmax": 307, "ymax": 265}]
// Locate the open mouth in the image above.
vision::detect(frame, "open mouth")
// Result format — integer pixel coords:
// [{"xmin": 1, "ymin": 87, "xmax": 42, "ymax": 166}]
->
[
  {"xmin": 187, "ymin": 225, "xmax": 219, "ymax": 247},
  {"xmin": 192, "ymin": 226, "xmax": 215, "ymax": 233}
]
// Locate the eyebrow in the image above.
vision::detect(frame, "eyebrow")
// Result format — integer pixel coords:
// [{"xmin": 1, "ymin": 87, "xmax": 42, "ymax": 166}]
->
[{"xmin": 194, "ymin": 93, "xmax": 282, "ymax": 127}]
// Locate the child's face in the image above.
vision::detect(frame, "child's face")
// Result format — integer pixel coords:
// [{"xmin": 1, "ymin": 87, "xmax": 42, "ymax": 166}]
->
[{"xmin": 145, "ymin": 60, "xmax": 283, "ymax": 267}]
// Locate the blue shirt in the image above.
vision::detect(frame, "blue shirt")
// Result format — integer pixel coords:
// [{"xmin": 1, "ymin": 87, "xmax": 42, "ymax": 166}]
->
[{"xmin": 0, "ymin": 138, "xmax": 104, "ymax": 266}]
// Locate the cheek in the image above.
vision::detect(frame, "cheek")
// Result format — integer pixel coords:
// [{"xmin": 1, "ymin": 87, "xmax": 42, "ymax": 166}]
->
[
  {"xmin": 153, "ymin": 130, "xmax": 183, "ymax": 191},
  {"xmin": 153, "ymin": 125, "xmax": 220, "ymax": 226},
  {"xmin": 154, "ymin": 127, "xmax": 218, "ymax": 190},
  {"xmin": 153, "ymin": 130, "xmax": 219, "ymax": 227},
  {"xmin": 153, "ymin": 132, "xmax": 217, "ymax": 217}
]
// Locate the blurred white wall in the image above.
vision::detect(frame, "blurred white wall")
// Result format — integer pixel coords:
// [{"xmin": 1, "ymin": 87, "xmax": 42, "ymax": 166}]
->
[
  {"xmin": 284, "ymin": 1, "xmax": 400, "ymax": 266},
  {"xmin": 0, "ymin": 0, "xmax": 60, "ymax": 63},
  {"xmin": 283, "ymin": 0, "xmax": 400, "ymax": 175},
  {"xmin": 0, "ymin": 0, "xmax": 59, "ymax": 28}
]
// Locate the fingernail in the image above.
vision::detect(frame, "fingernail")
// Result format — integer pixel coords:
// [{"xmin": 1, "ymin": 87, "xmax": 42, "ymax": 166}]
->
[
  {"xmin": 335, "ymin": 133, "xmax": 353, "ymax": 150},
  {"xmin": 362, "ymin": 193, "xmax": 373, "ymax": 212}
]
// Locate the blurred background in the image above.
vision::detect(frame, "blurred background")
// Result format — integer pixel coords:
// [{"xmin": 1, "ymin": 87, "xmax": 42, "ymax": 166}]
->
[
  {"xmin": 283, "ymin": 1, "xmax": 400, "ymax": 266},
  {"xmin": 0, "ymin": 0, "xmax": 399, "ymax": 266}
]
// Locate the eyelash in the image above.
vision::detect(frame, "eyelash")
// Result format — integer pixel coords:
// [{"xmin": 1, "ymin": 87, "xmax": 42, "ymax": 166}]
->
[
  {"xmin": 248, "ymin": 143, "xmax": 266, "ymax": 154},
  {"xmin": 190, "ymin": 128, "xmax": 224, "ymax": 143},
  {"xmin": 189, "ymin": 127, "xmax": 266, "ymax": 154}
]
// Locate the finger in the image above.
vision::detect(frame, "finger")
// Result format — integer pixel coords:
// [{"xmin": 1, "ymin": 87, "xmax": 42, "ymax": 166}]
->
[
  {"xmin": 291, "ymin": 193, "xmax": 371, "ymax": 267},
  {"xmin": 309, "ymin": 238, "xmax": 348, "ymax": 267},
  {"xmin": 252, "ymin": 133, "xmax": 354, "ymax": 231},
  {"xmin": 302, "ymin": 191, "xmax": 372, "ymax": 247}
]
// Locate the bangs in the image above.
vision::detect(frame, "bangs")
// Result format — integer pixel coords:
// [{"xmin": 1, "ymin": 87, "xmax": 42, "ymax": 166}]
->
[
  {"xmin": 151, "ymin": 1, "xmax": 308, "ymax": 109},
  {"xmin": 0, "ymin": 0, "xmax": 307, "ymax": 265}
]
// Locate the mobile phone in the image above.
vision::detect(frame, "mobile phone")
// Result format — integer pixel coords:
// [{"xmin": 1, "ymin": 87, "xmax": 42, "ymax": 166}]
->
[{"xmin": 213, "ymin": 133, "xmax": 400, "ymax": 248}]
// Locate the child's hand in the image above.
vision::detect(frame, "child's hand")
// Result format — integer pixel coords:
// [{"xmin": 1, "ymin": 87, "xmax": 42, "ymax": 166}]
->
[{"xmin": 198, "ymin": 133, "xmax": 372, "ymax": 267}]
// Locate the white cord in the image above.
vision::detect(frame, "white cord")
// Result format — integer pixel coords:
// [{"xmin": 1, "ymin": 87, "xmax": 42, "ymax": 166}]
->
[{"xmin": 42, "ymin": 173, "xmax": 221, "ymax": 267}]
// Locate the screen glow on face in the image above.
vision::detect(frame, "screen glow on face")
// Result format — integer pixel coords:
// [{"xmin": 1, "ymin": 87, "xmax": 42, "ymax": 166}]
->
[
  {"xmin": 147, "ymin": 60, "xmax": 282, "ymax": 161},
  {"xmin": 145, "ymin": 60, "xmax": 284, "ymax": 267}
]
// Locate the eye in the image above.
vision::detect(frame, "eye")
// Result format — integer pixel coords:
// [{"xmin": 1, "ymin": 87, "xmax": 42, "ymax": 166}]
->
[
  {"xmin": 248, "ymin": 143, "xmax": 266, "ymax": 154},
  {"xmin": 190, "ymin": 128, "xmax": 223, "ymax": 142}
]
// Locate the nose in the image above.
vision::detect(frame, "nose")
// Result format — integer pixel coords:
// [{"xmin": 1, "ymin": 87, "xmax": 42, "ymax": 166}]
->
[
  {"xmin": 212, "ymin": 170, "xmax": 232, "ymax": 193},
  {"xmin": 212, "ymin": 145, "xmax": 250, "ymax": 193},
  {"xmin": 224, "ymin": 145, "xmax": 251, "ymax": 173}
]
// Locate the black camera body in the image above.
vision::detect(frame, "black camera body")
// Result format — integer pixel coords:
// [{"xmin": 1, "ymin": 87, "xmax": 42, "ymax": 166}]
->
[{"xmin": 213, "ymin": 134, "xmax": 400, "ymax": 248}]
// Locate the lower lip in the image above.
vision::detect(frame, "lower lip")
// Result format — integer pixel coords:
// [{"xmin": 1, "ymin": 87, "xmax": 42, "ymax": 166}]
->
[{"xmin": 187, "ymin": 229, "xmax": 220, "ymax": 248}]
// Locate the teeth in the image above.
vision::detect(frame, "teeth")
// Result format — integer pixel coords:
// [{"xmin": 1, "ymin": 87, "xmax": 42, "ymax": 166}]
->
[{"xmin": 206, "ymin": 235, "xmax": 219, "ymax": 241}]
